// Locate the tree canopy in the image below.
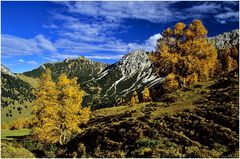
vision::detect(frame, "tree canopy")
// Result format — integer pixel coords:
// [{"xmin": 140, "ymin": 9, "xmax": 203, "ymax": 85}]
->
[
  {"xmin": 32, "ymin": 69, "xmax": 90, "ymax": 145},
  {"xmin": 130, "ymin": 91, "xmax": 139, "ymax": 105},
  {"xmin": 142, "ymin": 87, "xmax": 152, "ymax": 102},
  {"xmin": 150, "ymin": 20, "xmax": 218, "ymax": 89}
]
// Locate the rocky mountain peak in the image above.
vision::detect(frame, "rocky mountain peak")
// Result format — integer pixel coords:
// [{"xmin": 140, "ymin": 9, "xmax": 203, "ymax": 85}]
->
[
  {"xmin": 90, "ymin": 49, "xmax": 163, "ymax": 99},
  {"xmin": 121, "ymin": 49, "xmax": 146, "ymax": 61},
  {"xmin": 1, "ymin": 64, "xmax": 16, "ymax": 78},
  {"xmin": 209, "ymin": 29, "xmax": 239, "ymax": 49},
  {"xmin": 63, "ymin": 56, "xmax": 90, "ymax": 63},
  {"xmin": 118, "ymin": 49, "xmax": 151, "ymax": 76}
]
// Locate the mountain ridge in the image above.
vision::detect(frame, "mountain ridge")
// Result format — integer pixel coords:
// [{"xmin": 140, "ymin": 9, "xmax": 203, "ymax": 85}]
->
[{"xmin": 4, "ymin": 29, "xmax": 239, "ymax": 109}]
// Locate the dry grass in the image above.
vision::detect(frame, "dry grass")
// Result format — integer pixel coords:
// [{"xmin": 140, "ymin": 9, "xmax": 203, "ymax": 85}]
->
[{"xmin": 16, "ymin": 74, "xmax": 39, "ymax": 88}]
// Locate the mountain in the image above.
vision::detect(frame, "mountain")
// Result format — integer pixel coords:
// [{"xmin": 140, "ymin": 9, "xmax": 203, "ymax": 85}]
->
[
  {"xmin": 82, "ymin": 50, "xmax": 163, "ymax": 108},
  {"xmin": 89, "ymin": 49, "xmax": 163, "ymax": 96},
  {"xmin": 1, "ymin": 64, "xmax": 17, "ymax": 78},
  {"xmin": 19, "ymin": 29, "xmax": 239, "ymax": 109},
  {"xmin": 210, "ymin": 29, "xmax": 239, "ymax": 50},
  {"xmin": 21, "ymin": 50, "xmax": 163, "ymax": 108},
  {"xmin": 23, "ymin": 56, "xmax": 108, "ymax": 83},
  {"xmin": 1, "ymin": 65, "xmax": 34, "ymax": 121}
]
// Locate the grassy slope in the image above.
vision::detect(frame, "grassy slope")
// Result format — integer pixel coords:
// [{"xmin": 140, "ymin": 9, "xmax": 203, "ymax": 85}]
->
[
  {"xmin": 1, "ymin": 73, "xmax": 36, "ymax": 125},
  {"xmin": 16, "ymin": 74, "xmax": 39, "ymax": 88},
  {"xmin": 1, "ymin": 101, "xmax": 32, "ymax": 124},
  {"xmin": 62, "ymin": 78, "xmax": 238, "ymax": 158},
  {"xmin": 1, "ymin": 129, "xmax": 31, "ymax": 140},
  {"xmin": 6, "ymin": 77, "xmax": 238, "ymax": 158},
  {"xmin": 1, "ymin": 141, "xmax": 35, "ymax": 158}
]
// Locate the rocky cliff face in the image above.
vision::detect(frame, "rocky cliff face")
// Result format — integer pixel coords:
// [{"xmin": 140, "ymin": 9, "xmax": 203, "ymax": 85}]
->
[
  {"xmin": 89, "ymin": 50, "xmax": 162, "ymax": 97},
  {"xmin": 209, "ymin": 29, "xmax": 239, "ymax": 49},
  {"xmin": 1, "ymin": 64, "xmax": 16, "ymax": 78}
]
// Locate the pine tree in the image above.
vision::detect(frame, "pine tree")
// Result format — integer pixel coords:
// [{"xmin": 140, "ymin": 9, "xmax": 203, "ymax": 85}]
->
[
  {"xmin": 142, "ymin": 87, "xmax": 152, "ymax": 102},
  {"xmin": 130, "ymin": 91, "xmax": 139, "ymax": 105}
]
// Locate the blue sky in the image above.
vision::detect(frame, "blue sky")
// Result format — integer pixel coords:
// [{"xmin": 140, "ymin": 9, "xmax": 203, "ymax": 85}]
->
[{"xmin": 1, "ymin": 1, "xmax": 239, "ymax": 73}]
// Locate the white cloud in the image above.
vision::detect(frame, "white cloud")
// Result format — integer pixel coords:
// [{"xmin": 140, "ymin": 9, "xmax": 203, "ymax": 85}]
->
[
  {"xmin": 18, "ymin": 59, "xmax": 25, "ymax": 63},
  {"xmin": 42, "ymin": 23, "xmax": 58, "ymax": 29},
  {"xmin": 2, "ymin": 34, "xmax": 40, "ymax": 57},
  {"xmin": 28, "ymin": 61, "xmax": 37, "ymax": 65},
  {"xmin": 35, "ymin": 35, "xmax": 56, "ymax": 51},
  {"xmin": 52, "ymin": 13, "xmax": 121, "ymax": 43},
  {"xmin": 54, "ymin": 31, "xmax": 161, "ymax": 56},
  {"xmin": 61, "ymin": 1, "xmax": 175, "ymax": 23},
  {"xmin": 2, "ymin": 34, "xmax": 57, "ymax": 57},
  {"xmin": 145, "ymin": 33, "xmax": 162, "ymax": 50},
  {"xmin": 215, "ymin": 11, "xmax": 239, "ymax": 22},
  {"xmin": 186, "ymin": 2, "xmax": 221, "ymax": 14},
  {"xmin": 58, "ymin": 1, "xmax": 239, "ymax": 25}
]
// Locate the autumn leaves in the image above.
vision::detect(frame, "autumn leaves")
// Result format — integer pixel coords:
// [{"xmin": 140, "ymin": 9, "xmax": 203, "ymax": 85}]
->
[
  {"xmin": 32, "ymin": 69, "xmax": 90, "ymax": 145},
  {"xmin": 151, "ymin": 20, "xmax": 218, "ymax": 90}
]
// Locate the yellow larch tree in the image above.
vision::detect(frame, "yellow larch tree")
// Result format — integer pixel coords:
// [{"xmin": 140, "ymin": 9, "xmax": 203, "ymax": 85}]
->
[
  {"xmin": 151, "ymin": 20, "xmax": 218, "ymax": 88},
  {"xmin": 32, "ymin": 68, "xmax": 60, "ymax": 144},
  {"xmin": 32, "ymin": 69, "xmax": 90, "ymax": 145},
  {"xmin": 57, "ymin": 74, "xmax": 90, "ymax": 145},
  {"xmin": 130, "ymin": 91, "xmax": 139, "ymax": 105},
  {"xmin": 142, "ymin": 87, "xmax": 152, "ymax": 102}
]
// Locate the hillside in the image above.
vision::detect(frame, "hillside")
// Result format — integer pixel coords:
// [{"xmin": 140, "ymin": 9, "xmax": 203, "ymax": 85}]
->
[
  {"xmin": 82, "ymin": 50, "xmax": 163, "ymax": 108},
  {"xmin": 68, "ymin": 78, "xmax": 239, "ymax": 158},
  {"xmin": 23, "ymin": 56, "xmax": 108, "ymax": 83},
  {"xmin": 18, "ymin": 77, "xmax": 239, "ymax": 158},
  {"xmin": 1, "ymin": 65, "xmax": 35, "ymax": 124},
  {"xmin": 19, "ymin": 30, "xmax": 239, "ymax": 109},
  {"xmin": 16, "ymin": 74, "xmax": 39, "ymax": 88},
  {"xmin": 1, "ymin": 26, "xmax": 239, "ymax": 158}
]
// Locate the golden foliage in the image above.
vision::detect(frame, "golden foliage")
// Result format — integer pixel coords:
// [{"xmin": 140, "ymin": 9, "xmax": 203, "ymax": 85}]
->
[
  {"xmin": 130, "ymin": 91, "xmax": 139, "ymax": 105},
  {"xmin": 174, "ymin": 22, "xmax": 186, "ymax": 42},
  {"xmin": 221, "ymin": 47, "xmax": 239, "ymax": 74},
  {"xmin": 11, "ymin": 118, "xmax": 29, "ymax": 130},
  {"xmin": 163, "ymin": 73, "xmax": 180, "ymax": 91},
  {"xmin": 32, "ymin": 69, "xmax": 91, "ymax": 145},
  {"xmin": 152, "ymin": 20, "xmax": 218, "ymax": 88},
  {"xmin": 143, "ymin": 87, "xmax": 152, "ymax": 102}
]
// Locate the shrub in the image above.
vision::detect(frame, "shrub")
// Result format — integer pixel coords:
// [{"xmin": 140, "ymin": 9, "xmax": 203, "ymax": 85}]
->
[{"xmin": 1, "ymin": 141, "xmax": 35, "ymax": 158}]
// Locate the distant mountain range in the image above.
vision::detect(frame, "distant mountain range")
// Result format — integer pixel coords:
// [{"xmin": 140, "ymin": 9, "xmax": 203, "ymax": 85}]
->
[{"xmin": 1, "ymin": 29, "xmax": 239, "ymax": 109}]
